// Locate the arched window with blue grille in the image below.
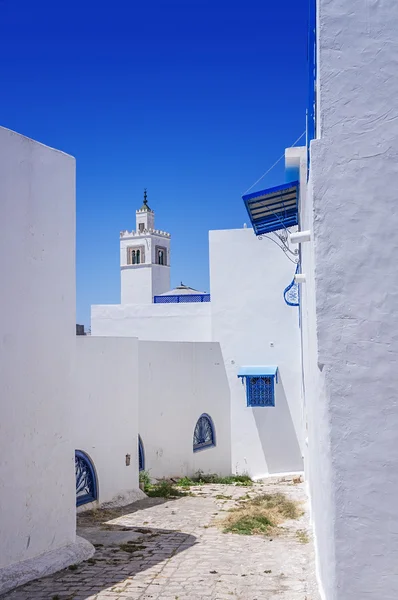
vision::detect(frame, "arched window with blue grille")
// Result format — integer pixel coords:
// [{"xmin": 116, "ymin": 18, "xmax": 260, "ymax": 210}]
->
[
  {"xmin": 193, "ymin": 414, "xmax": 216, "ymax": 452},
  {"xmin": 75, "ymin": 450, "xmax": 98, "ymax": 507},
  {"xmin": 138, "ymin": 436, "xmax": 145, "ymax": 471}
]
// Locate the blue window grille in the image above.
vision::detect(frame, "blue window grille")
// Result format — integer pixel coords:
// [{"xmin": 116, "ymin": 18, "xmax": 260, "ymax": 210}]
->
[
  {"xmin": 238, "ymin": 367, "xmax": 278, "ymax": 407},
  {"xmin": 154, "ymin": 294, "xmax": 210, "ymax": 304},
  {"xmin": 75, "ymin": 450, "xmax": 98, "ymax": 507},
  {"xmin": 284, "ymin": 264, "xmax": 300, "ymax": 307},
  {"xmin": 193, "ymin": 414, "xmax": 216, "ymax": 452},
  {"xmin": 138, "ymin": 436, "xmax": 145, "ymax": 471}
]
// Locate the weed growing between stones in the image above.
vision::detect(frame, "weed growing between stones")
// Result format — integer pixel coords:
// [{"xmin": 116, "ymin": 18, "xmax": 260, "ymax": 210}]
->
[{"xmin": 222, "ymin": 492, "xmax": 301, "ymax": 536}]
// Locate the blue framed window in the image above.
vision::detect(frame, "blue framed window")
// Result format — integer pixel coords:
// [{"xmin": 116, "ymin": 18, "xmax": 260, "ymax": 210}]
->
[
  {"xmin": 193, "ymin": 414, "xmax": 215, "ymax": 452},
  {"xmin": 138, "ymin": 436, "xmax": 145, "ymax": 471},
  {"xmin": 75, "ymin": 450, "xmax": 98, "ymax": 507},
  {"xmin": 238, "ymin": 367, "xmax": 278, "ymax": 407}
]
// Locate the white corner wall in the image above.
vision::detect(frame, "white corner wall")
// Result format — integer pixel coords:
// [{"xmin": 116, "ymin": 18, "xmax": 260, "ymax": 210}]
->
[
  {"xmin": 302, "ymin": 0, "xmax": 398, "ymax": 598},
  {"xmin": 121, "ymin": 266, "xmax": 154, "ymax": 305},
  {"xmin": 138, "ymin": 341, "xmax": 231, "ymax": 479},
  {"xmin": 210, "ymin": 228, "xmax": 303, "ymax": 478},
  {"xmin": 0, "ymin": 127, "xmax": 82, "ymax": 593},
  {"xmin": 151, "ymin": 264, "xmax": 171, "ymax": 298},
  {"xmin": 91, "ymin": 302, "xmax": 212, "ymax": 342},
  {"xmin": 299, "ymin": 166, "xmax": 335, "ymax": 600},
  {"xmin": 75, "ymin": 336, "xmax": 142, "ymax": 506}
]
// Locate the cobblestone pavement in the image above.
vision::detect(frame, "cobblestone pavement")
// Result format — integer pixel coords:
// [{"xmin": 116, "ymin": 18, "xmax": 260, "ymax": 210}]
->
[{"xmin": 3, "ymin": 478, "xmax": 320, "ymax": 600}]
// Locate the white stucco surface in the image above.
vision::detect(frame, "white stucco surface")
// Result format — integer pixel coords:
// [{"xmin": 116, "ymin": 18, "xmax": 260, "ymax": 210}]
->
[
  {"xmin": 75, "ymin": 337, "xmax": 144, "ymax": 506},
  {"xmin": 301, "ymin": 0, "xmax": 398, "ymax": 597},
  {"xmin": 298, "ymin": 152, "xmax": 335, "ymax": 600},
  {"xmin": 121, "ymin": 265, "xmax": 157, "ymax": 304},
  {"xmin": 91, "ymin": 302, "xmax": 212, "ymax": 342},
  {"xmin": 210, "ymin": 228, "xmax": 303, "ymax": 478},
  {"xmin": 0, "ymin": 127, "xmax": 85, "ymax": 592},
  {"xmin": 120, "ymin": 225, "xmax": 171, "ymax": 304},
  {"xmin": 138, "ymin": 341, "xmax": 231, "ymax": 479}
]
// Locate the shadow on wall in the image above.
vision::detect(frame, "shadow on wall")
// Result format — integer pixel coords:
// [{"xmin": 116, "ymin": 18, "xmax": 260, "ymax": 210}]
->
[{"xmin": 253, "ymin": 374, "xmax": 303, "ymax": 474}]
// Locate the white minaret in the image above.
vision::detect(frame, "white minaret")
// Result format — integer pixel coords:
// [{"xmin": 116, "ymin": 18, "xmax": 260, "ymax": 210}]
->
[{"xmin": 120, "ymin": 190, "xmax": 171, "ymax": 304}]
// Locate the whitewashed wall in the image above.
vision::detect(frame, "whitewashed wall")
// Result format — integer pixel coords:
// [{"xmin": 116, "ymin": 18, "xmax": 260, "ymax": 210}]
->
[
  {"xmin": 297, "ymin": 151, "xmax": 336, "ymax": 600},
  {"xmin": 0, "ymin": 127, "xmax": 92, "ymax": 594},
  {"xmin": 302, "ymin": 0, "xmax": 398, "ymax": 598},
  {"xmin": 210, "ymin": 228, "xmax": 303, "ymax": 478},
  {"xmin": 92, "ymin": 302, "xmax": 212, "ymax": 342},
  {"xmin": 75, "ymin": 337, "xmax": 144, "ymax": 508},
  {"xmin": 138, "ymin": 341, "xmax": 231, "ymax": 479}
]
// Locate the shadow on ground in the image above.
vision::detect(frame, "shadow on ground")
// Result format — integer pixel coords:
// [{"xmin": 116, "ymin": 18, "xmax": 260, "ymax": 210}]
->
[{"xmin": 4, "ymin": 497, "xmax": 197, "ymax": 600}]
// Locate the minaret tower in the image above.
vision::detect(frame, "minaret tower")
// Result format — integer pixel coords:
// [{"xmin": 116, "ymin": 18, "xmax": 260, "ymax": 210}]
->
[{"xmin": 120, "ymin": 190, "xmax": 171, "ymax": 304}]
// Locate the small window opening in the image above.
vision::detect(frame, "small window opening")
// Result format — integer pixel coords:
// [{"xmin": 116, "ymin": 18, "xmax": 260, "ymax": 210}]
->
[{"xmin": 193, "ymin": 414, "xmax": 215, "ymax": 452}]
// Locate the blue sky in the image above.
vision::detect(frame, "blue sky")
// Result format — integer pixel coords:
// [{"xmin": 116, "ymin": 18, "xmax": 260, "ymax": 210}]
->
[{"xmin": 0, "ymin": 0, "xmax": 308, "ymax": 326}]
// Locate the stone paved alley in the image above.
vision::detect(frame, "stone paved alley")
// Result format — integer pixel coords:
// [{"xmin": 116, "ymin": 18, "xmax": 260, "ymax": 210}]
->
[{"xmin": 3, "ymin": 478, "xmax": 319, "ymax": 600}]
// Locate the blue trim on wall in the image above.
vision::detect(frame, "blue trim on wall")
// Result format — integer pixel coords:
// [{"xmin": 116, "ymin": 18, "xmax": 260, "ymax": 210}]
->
[
  {"xmin": 138, "ymin": 436, "xmax": 145, "ymax": 471},
  {"xmin": 75, "ymin": 450, "xmax": 98, "ymax": 507},
  {"xmin": 238, "ymin": 366, "xmax": 278, "ymax": 379}
]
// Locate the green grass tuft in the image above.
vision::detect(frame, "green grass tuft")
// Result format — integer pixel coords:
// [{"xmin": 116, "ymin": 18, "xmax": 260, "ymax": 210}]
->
[
  {"xmin": 139, "ymin": 470, "xmax": 152, "ymax": 490},
  {"xmin": 221, "ymin": 492, "xmax": 302, "ymax": 536},
  {"xmin": 145, "ymin": 480, "xmax": 187, "ymax": 498},
  {"xmin": 176, "ymin": 476, "xmax": 195, "ymax": 488},
  {"xmin": 191, "ymin": 472, "xmax": 253, "ymax": 485},
  {"xmin": 224, "ymin": 514, "xmax": 273, "ymax": 535},
  {"xmin": 249, "ymin": 493, "xmax": 300, "ymax": 520}
]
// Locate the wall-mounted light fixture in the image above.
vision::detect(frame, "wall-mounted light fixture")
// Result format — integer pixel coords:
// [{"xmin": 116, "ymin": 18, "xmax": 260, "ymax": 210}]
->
[{"xmin": 125, "ymin": 454, "xmax": 131, "ymax": 466}]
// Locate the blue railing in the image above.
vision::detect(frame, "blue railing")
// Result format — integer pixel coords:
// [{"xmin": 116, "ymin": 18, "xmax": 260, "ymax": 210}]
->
[{"xmin": 154, "ymin": 294, "xmax": 211, "ymax": 304}]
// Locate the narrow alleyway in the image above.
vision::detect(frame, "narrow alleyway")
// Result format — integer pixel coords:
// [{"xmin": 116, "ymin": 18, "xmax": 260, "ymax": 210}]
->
[{"xmin": 3, "ymin": 477, "xmax": 319, "ymax": 600}]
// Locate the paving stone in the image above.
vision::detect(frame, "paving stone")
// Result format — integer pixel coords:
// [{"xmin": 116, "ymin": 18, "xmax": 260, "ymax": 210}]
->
[{"xmin": 2, "ymin": 479, "xmax": 320, "ymax": 600}]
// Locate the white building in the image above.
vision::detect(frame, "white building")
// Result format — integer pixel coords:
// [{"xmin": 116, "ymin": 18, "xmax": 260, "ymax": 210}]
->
[
  {"xmin": 120, "ymin": 190, "xmax": 171, "ymax": 305},
  {"xmin": 302, "ymin": 0, "xmax": 398, "ymax": 597},
  {"xmin": 0, "ymin": 129, "xmax": 232, "ymax": 594},
  {"xmin": 92, "ymin": 196, "xmax": 304, "ymax": 480},
  {"xmin": 93, "ymin": 194, "xmax": 212, "ymax": 342},
  {"xmin": 0, "ymin": 127, "xmax": 94, "ymax": 594},
  {"xmin": 5, "ymin": 0, "xmax": 398, "ymax": 595},
  {"xmin": 240, "ymin": 0, "xmax": 398, "ymax": 597}
]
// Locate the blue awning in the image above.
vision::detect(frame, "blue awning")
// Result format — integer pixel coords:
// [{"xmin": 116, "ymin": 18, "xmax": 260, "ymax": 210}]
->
[
  {"xmin": 238, "ymin": 366, "xmax": 278, "ymax": 379},
  {"xmin": 243, "ymin": 181, "xmax": 299, "ymax": 235}
]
